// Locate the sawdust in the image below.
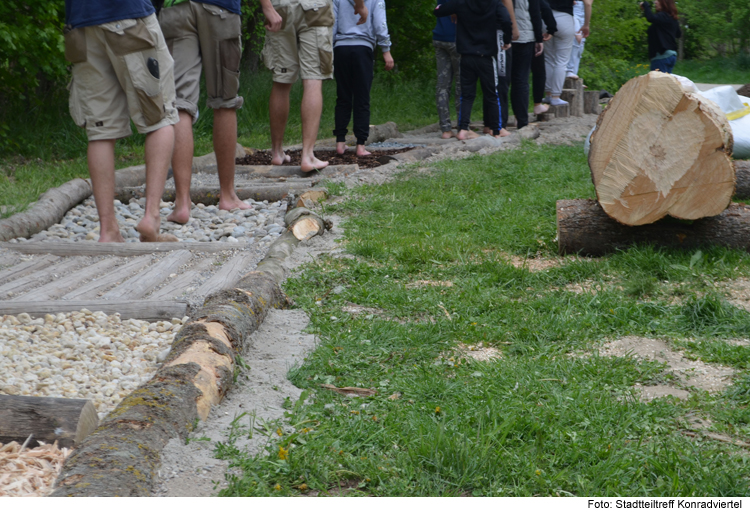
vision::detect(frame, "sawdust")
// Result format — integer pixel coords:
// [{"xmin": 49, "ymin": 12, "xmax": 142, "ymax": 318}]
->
[{"xmin": 0, "ymin": 441, "xmax": 70, "ymax": 497}]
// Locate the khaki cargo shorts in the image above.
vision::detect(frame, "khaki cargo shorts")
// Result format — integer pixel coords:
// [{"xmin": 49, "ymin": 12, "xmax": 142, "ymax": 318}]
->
[
  {"xmin": 262, "ymin": 0, "xmax": 334, "ymax": 83},
  {"xmin": 158, "ymin": 1, "xmax": 243, "ymax": 120},
  {"xmin": 65, "ymin": 14, "xmax": 179, "ymax": 141}
]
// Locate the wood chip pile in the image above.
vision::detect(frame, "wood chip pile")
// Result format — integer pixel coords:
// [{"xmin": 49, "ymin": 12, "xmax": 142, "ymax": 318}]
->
[{"xmin": 0, "ymin": 441, "xmax": 70, "ymax": 496}]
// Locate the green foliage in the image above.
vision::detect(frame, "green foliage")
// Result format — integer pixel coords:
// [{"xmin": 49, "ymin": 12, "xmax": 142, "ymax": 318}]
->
[
  {"xmin": 0, "ymin": 1, "xmax": 67, "ymax": 103},
  {"xmin": 384, "ymin": 0, "xmax": 436, "ymax": 77},
  {"xmin": 679, "ymin": 0, "xmax": 750, "ymax": 58}
]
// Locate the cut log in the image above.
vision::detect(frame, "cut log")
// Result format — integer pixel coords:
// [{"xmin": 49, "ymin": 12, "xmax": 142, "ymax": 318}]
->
[
  {"xmin": 296, "ymin": 189, "xmax": 329, "ymax": 209},
  {"xmin": 735, "ymin": 160, "xmax": 750, "ymax": 200},
  {"xmin": 589, "ymin": 71, "xmax": 735, "ymax": 226},
  {"xmin": 584, "ymin": 90, "xmax": 602, "ymax": 115},
  {"xmin": 285, "ymin": 207, "xmax": 327, "ymax": 241},
  {"xmin": 557, "ymin": 199, "xmax": 750, "ymax": 256},
  {"xmin": 0, "ymin": 179, "xmax": 92, "ymax": 242},
  {"xmin": 550, "ymin": 103, "xmax": 569, "ymax": 118},
  {"xmin": 0, "ymin": 300, "xmax": 187, "ymax": 320},
  {"xmin": 0, "ymin": 395, "xmax": 99, "ymax": 449},
  {"xmin": 114, "ymin": 183, "xmax": 312, "ymax": 205},
  {"xmin": 562, "ymin": 77, "xmax": 584, "ymax": 117}
]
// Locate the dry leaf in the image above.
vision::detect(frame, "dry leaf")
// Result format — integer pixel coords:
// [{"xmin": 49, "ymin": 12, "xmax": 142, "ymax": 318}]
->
[{"xmin": 320, "ymin": 384, "xmax": 377, "ymax": 397}]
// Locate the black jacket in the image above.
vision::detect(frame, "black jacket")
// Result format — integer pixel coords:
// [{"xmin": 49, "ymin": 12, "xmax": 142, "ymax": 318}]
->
[
  {"xmin": 540, "ymin": 0, "xmax": 557, "ymax": 35},
  {"xmin": 643, "ymin": 1, "xmax": 681, "ymax": 59},
  {"xmin": 434, "ymin": 0, "xmax": 513, "ymax": 56}
]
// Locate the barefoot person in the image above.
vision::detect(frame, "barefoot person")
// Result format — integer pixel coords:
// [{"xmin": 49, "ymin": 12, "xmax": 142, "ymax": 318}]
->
[
  {"xmin": 434, "ymin": 0, "xmax": 513, "ymax": 140},
  {"xmin": 64, "ymin": 0, "xmax": 179, "ymax": 243},
  {"xmin": 158, "ymin": 0, "xmax": 280, "ymax": 223},
  {"xmin": 333, "ymin": 0, "xmax": 394, "ymax": 157},
  {"xmin": 433, "ymin": 8, "xmax": 461, "ymax": 140},
  {"xmin": 262, "ymin": 0, "xmax": 369, "ymax": 173}
]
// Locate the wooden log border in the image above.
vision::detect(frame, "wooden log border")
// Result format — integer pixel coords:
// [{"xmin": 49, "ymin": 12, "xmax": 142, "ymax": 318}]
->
[{"xmin": 50, "ymin": 204, "xmax": 326, "ymax": 497}]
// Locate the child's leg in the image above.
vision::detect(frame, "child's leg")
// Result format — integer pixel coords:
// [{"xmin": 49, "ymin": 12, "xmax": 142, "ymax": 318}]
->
[
  {"xmin": 477, "ymin": 56, "xmax": 500, "ymax": 136},
  {"xmin": 458, "ymin": 55, "xmax": 478, "ymax": 133},
  {"xmin": 333, "ymin": 46, "xmax": 354, "ymax": 152},
  {"xmin": 351, "ymin": 46, "xmax": 375, "ymax": 153}
]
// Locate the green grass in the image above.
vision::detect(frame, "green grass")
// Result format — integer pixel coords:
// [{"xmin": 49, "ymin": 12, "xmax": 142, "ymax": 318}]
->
[
  {"xmin": 673, "ymin": 58, "xmax": 750, "ymax": 85},
  {"xmin": 215, "ymin": 142, "xmax": 750, "ymax": 497}
]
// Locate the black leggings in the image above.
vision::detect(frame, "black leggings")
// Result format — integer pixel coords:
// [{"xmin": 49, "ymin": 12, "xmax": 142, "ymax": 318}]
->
[
  {"xmin": 459, "ymin": 54, "xmax": 500, "ymax": 135},
  {"xmin": 333, "ymin": 45, "xmax": 374, "ymax": 144}
]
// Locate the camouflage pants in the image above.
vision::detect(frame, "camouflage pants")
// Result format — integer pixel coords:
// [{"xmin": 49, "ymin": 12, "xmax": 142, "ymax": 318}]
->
[{"xmin": 434, "ymin": 40, "xmax": 461, "ymax": 132}]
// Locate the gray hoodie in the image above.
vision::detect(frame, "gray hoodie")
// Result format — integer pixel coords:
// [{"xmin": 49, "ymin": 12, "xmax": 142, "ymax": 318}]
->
[{"xmin": 332, "ymin": 0, "xmax": 392, "ymax": 52}]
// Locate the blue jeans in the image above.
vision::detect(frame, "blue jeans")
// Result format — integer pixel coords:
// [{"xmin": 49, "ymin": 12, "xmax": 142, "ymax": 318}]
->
[{"xmin": 650, "ymin": 55, "xmax": 677, "ymax": 74}]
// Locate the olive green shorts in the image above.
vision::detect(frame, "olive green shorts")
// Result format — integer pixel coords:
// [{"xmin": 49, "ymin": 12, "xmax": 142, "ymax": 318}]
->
[
  {"xmin": 262, "ymin": 0, "xmax": 334, "ymax": 84},
  {"xmin": 158, "ymin": 1, "xmax": 243, "ymax": 120},
  {"xmin": 65, "ymin": 14, "xmax": 179, "ymax": 141}
]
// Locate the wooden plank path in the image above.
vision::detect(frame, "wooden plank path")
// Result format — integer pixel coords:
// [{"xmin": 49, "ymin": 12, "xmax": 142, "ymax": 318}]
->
[{"xmin": 0, "ymin": 242, "xmax": 259, "ymax": 320}]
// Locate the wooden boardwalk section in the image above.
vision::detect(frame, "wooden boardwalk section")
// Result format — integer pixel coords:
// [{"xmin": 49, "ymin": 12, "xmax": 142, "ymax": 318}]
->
[{"xmin": 0, "ymin": 242, "xmax": 259, "ymax": 320}]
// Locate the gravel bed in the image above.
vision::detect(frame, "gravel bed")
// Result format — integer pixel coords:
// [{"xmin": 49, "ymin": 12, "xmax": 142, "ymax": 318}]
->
[
  {"xmin": 7, "ymin": 196, "xmax": 289, "ymax": 244},
  {"xmin": 0, "ymin": 310, "xmax": 185, "ymax": 419}
]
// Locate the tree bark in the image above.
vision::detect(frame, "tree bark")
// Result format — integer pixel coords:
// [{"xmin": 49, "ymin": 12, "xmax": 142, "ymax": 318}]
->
[
  {"xmin": 589, "ymin": 71, "xmax": 735, "ymax": 226},
  {"xmin": 557, "ymin": 199, "xmax": 750, "ymax": 256},
  {"xmin": 0, "ymin": 395, "xmax": 99, "ymax": 449},
  {"xmin": 584, "ymin": 91, "xmax": 601, "ymax": 115},
  {"xmin": 735, "ymin": 160, "xmax": 750, "ymax": 199}
]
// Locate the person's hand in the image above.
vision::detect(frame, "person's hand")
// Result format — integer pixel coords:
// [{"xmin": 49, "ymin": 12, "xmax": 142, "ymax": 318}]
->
[
  {"xmin": 502, "ymin": 43, "xmax": 511, "ymax": 51},
  {"xmin": 534, "ymin": 42, "xmax": 543, "ymax": 56},
  {"xmin": 580, "ymin": 25, "xmax": 590, "ymax": 38},
  {"xmin": 542, "ymin": 32, "xmax": 552, "ymax": 41},
  {"xmin": 512, "ymin": 24, "xmax": 520, "ymax": 42},
  {"xmin": 575, "ymin": 31, "xmax": 583, "ymax": 44},
  {"xmin": 262, "ymin": 4, "xmax": 283, "ymax": 32},
  {"xmin": 383, "ymin": 51, "xmax": 394, "ymax": 71},
  {"xmin": 354, "ymin": 3, "xmax": 368, "ymax": 25},
  {"xmin": 450, "ymin": 14, "xmax": 457, "ymax": 24}
]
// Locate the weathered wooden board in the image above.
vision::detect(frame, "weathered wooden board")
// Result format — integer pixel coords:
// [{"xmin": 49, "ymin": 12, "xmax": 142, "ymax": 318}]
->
[
  {"xmin": 0, "ymin": 300, "xmax": 188, "ymax": 320},
  {"xmin": 0, "ymin": 258, "xmax": 84, "ymax": 300},
  {"xmin": 0, "ymin": 395, "xmax": 99, "ymax": 449},
  {"xmin": 0, "ymin": 253, "xmax": 19, "ymax": 269},
  {"xmin": 0, "ymin": 241, "xmax": 253, "ymax": 256},
  {"xmin": 14, "ymin": 257, "xmax": 123, "ymax": 301},
  {"xmin": 103, "ymin": 250, "xmax": 193, "ymax": 300},
  {"xmin": 147, "ymin": 257, "xmax": 216, "ymax": 300},
  {"xmin": 0, "ymin": 254, "xmax": 59, "ymax": 287},
  {"xmin": 192, "ymin": 253, "xmax": 259, "ymax": 297},
  {"xmin": 60, "ymin": 255, "xmax": 154, "ymax": 300}
]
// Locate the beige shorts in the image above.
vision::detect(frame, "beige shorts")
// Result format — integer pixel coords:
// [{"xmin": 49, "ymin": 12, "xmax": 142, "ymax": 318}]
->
[
  {"xmin": 262, "ymin": 0, "xmax": 334, "ymax": 83},
  {"xmin": 66, "ymin": 14, "xmax": 179, "ymax": 141},
  {"xmin": 158, "ymin": 1, "xmax": 243, "ymax": 119}
]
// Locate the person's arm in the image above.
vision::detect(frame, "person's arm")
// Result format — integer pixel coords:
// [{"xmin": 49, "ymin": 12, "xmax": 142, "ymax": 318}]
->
[
  {"xmin": 540, "ymin": 0, "xmax": 557, "ymax": 36},
  {"xmin": 581, "ymin": 0, "xmax": 592, "ymax": 38},
  {"xmin": 496, "ymin": 2, "xmax": 513, "ymax": 44},
  {"xmin": 434, "ymin": 0, "xmax": 460, "ymax": 17},
  {"xmin": 373, "ymin": 0, "xmax": 392, "ymax": 54},
  {"xmin": 501, "ymin": 0, "xmax": 520, "ymax": 41},
  {"xmin": 259, "ymin": 0, "xmax": 283, "ymax": 32},
  {"xmin": 529, "ymin": 0, "xmax": 544, "ymax": 43},
  {"xmin": 354, "ymin": 0, "xmax": 368, "ymax": 25},
  {"xmin": 332, "ymin": 0, "xmax": 339, "ymax": 43}
]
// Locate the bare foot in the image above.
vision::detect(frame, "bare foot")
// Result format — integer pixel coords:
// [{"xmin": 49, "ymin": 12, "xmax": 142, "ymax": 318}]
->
[
  {"xmin": 495, "ymin": 128, "xmax": 511, "ymax": 137},
  {"xmin": 533, "ymin": 103, "xmax": 549, "ymax": 115},
  {"xmin": 483, "ymin": 126, "xmax": 492, "ymax": 135},
  {"xmin": 97, "ymin": 232, "xmax": 125, "ymax": 243},
  {"xmin": 456, "ymin": 129, "xmax": 480, "ymax": 140},
  {"xmin": 441, "ymin": 131, "xmax": 454, "ymax": 139},
  {"xmin": 219, "ymin": 197, "xmax": 252, "ymax": 212},
  {"xmin": 356, "ymin": 144, "xmax": 371, "ymax": 156},
  {"xmin": 166, "ymin": 207, "xmax": 191, "ymax": 224},
  {"xmin": 336, "ymin": 142, "xmax": 348, "ymax": 155},
  {"xmin": 271, "ymin": 151, "xmax": 291, "ymax": 166},
  {"xmin": 301, "ymin": 156, "xmax": 329, "ymax": 173}
]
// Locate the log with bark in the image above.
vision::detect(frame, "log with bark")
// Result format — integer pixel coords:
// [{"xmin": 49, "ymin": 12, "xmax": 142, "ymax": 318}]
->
[
  {"xmin": 735, "ymin": 160, "xmax": 750, "ymax": 200},
  {"xmin": 589, "ymin": 71, "xmax": 735, "ymax": 226},
  {"xmin": 557, "ymin": 199, "xmax": 750, "ymax": 256},
  {"xmin": 0, "ymin": 395, "xmax": 99, "ymax": 449},
  {"xmin": 0, "ymin": 179, "xmax": 92, "ymax": 242}
]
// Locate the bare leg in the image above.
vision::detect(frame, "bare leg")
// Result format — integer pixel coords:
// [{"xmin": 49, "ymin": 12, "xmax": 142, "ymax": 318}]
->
[
  {"xmin": 88, "ymin": 139, "xmax": 124, "ymax": 243},
  {"xmin": 138, "ymin": 124, "xmax": 177, "ymax": 242},
  {"xmin": 300, "ymin": 79, "xmax": 328, "ymax": 173},
  {"xmin": 214, "ymin": 108, "xmax": 250, "ymax": 211},
  {"xmin": 167, "ymin": 110, "xmax": 194, "ymax": 224},
  {"xmin": 270, "ymin": 82, "xmax": 292, "ymax": 165}
]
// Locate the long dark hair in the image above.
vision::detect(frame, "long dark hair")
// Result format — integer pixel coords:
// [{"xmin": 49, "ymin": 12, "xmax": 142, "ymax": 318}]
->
[{"xmin": 657, "ymin": 0, "xmax": 679, "ymax": 20}]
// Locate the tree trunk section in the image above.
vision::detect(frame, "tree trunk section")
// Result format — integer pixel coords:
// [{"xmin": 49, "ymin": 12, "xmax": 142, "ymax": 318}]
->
[
  {"xmin": 0, "ymin": 179, "xmax": 92, "ymax": 242},
  {"xmin": 735, "ymin": 160, "xmax": 750, "ymax": 199},
  {"xmin": 557, "ymin": 199, "xmax": 750, "ymax": 256},
  {"xmin": 584, "ymin": 91, "xmax": 601, "ymax": 115},
  {"xmin": 0, "ymin": 395, "xmax": 99, "ymax": 449},
  {"xmin": 589, "ymin": 71, "xmax": 735, "ymax": 226}
]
